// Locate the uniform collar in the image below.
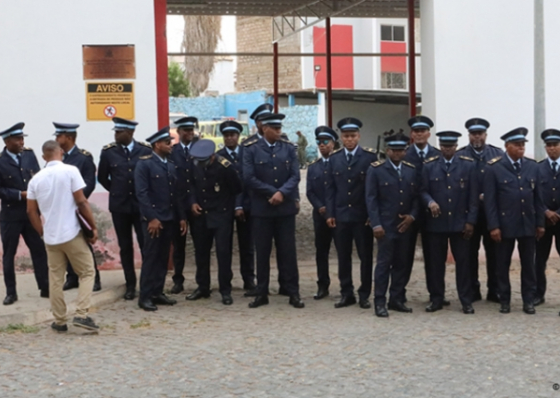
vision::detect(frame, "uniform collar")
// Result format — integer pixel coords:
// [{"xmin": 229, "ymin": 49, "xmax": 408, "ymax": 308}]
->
[
  {"xmin": 226, "ymin": 146, "xmax": 239, "ymax": 155},
  {"xmin": 548, "ymin": 157, "xmax": 559, "ymax": 167},
  {"xmin": 443, "ymin": 156, "xmax": 454, "ymax": 164},
  {"xmin": 264, "ymin": 138, "xmax": 276, "ymax": 148},
  {"xmin": 153, "ymin": 152, "xmax": 168, "ymax": 164},
  {"xmin": 344, "ymin": 146, "xmax": 359, "ymax": 156},
  {"xmin": 5, "ymin": 149, "xmax": 20, "ymax": 162},
  {"xmin": 122, "ymin": 141, "xmax": 135, "ymax": 152},
  {"xmin": 66, "ymin": 145, "xmax": 77, "ymax": 155},
  {"xmin": 388, "ymin": 159, "xmax": 401, "ymax": 171},
  {"xmin": 180, "ymin": 141, "xmax": 192, "ymax": 150},
  {"xmin": 506, "ymin": 154, "xmax": 522, "ymax": 166},
  {"xmin": 414, "ymin": 143, "xmax": 429, "ymax": 156}
]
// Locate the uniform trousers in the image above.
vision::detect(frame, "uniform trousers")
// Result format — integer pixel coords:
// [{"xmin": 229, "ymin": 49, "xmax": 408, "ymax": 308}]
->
[
  {"xmin": 191, "ymin": 215, "xmax": 234, "ymax": 295},
  {"xmin": 234, "ymin": 212, "xmax": 255, "ymax": 284},
  {"xmin": 1, "ymin": 220, "xmax": 49, "ymax": 295},
  {"xmin": 495, "ymin": 236, "xmax": 536, "ymax": 305},
  {"xmin": 171, "ymin": 215, "xmax": 194, "ymax": 285},
  {"xmin": 406, "ymin": 218, "xmax": 432, "ymax": 298},
  {"xmin": 469, "ymin": 211, "xmax": 498, "ymax": 296},
  {"xmin": 427, "ymin": 232, "xmax": 472, "ymax": 306},
  {"xmin": 139, "ymin": 220, "xmax": 174, "ymax": 301},
  {"xmin": 535, "ymin": 224, "xmax": 560, "ymax": 299},
  {"xmin": 374, "ymin": 232, "xmax": 411, "ymax": 306},
  {"xmin": 111, "ymin": 212, "xmax": 145, "ymax": 289},
  {"xmin": 334, "ymin": 221, "xmax": 373, "ymax": 299},
  {"xmin": 253, "ymin": 215, "xmax": 299, "ymax": 296},
  {"xmin": 313, "ymin": 209, "xmax": 334, "ymax": 288}
]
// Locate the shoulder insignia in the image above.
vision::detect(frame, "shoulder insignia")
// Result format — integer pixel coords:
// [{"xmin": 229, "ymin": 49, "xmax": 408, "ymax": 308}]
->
[
  {"xmin": 218, "ymin": 156, "xmax": 231, "ymax": 168},
  {"xmin": 402, "ymin": 161, "xmax": 415, "ymax": 168},
  {"xmin": 487, "ymin": 156, "xmax": 502, "ymax": 165},
  {"xmin": 139, "ymin": 141, "xmax": 152, "ymax": 148},
  {"xmin": 23, "ymin": 147, "xmax": 34, "ymax": 151},
  {"xmin": 80, "ymin": 149, "xmax": 92, "ymax": 157},
  {"xmin": 371, "ymin": 160, "xmax": 385, "ymax": 167},
  {"xmin": 309, "ymin": 158, "xmax": 321, "ymax": 166},
  {"xmin": 242, "ymin": 135, "xmax": 258, "ymax": 146},
  {"xmin": 103, "ymin": 142, "xmax": 116, "ymax": 150},
  {"xmin": 459, "ymin": 155, "xmax": 474, "ymax": 162},
  {"xmin": 331, "ymin": 148, "xmax": 343, "ymax": 155},
  {"xmin": 139, "ymin": 155, "xmax": 152, "ymax": 160},
  {"xmin": 425, "ymin": 156, "xmax": 439, "ymax": 163},
  {"xmin": 243, "ymin": 139, "xmax": 256, "ymax": 147},
  {"xmin": 363, "ymin": 147, "xmax": 377, "ymax": 154}
]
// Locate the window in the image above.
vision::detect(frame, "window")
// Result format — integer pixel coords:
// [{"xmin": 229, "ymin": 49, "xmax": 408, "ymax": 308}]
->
[
  {"xmin": 381, "ymin": 72, "xmax": 406, "ymax": 89},
  {"xmin": 381, "ymin": 25, "xmax": 405, "ymax": 42}
]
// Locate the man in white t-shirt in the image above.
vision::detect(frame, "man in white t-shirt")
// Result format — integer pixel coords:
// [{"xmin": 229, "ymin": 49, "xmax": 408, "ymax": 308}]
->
[{"xmin": 27, "ymin": 140, "xmax": 99, "ymax": 332}]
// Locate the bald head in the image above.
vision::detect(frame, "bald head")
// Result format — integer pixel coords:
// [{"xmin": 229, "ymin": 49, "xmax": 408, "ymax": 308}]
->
[{"xmin": 42, "ymin": 140, "xmax": 63, "ymax": 161}]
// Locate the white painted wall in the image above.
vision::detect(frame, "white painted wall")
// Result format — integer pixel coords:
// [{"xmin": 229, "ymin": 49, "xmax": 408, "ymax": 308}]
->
[
  {"xmin": 206, "ymin": 59, "xmax": 235, "ymax": 95},
  {"xmin": 0, "ymin": 0, "xmax": 158, "ymax": 174},
  {"xmin": 544, "ymin": 0, "xmax": 560, "ymax": 134}
]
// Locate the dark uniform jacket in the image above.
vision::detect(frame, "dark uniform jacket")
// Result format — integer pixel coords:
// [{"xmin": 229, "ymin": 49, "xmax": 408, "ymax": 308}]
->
[
  {"xmin": 457, "ymin": 143, "xmax": 504, "ymax": 196},
  {"xmin": 404, "ymin": 143, "xmax": 440, "ymax": 179},
  {"xmin": 98, "ymin": 140, "xmax": 152, "ymax": 214},
  {"xmin": 188, "ymin": 156, "xmax": 243, "ymax": 228},
  {"xmin": 242, "ymin": 137, "xmax": 300, "ymax": 218},
  {"xmin": 325, "ymin": 146, "xmax": 378, "ymax": 223},
  {"xmin": 170, "ymin": 142, "xmax": 194, "ymax": 198},
  {"xmin": 421, "ymin": 155, "xmax": 479, "ymax": 233},
  {"xmin": 365, "ymin": 159, "xmax": 419, "ymax": 238},
  {"xmin": 134, "ymin": 154, "xmax": 186, "ymax": 223},
  {"xmin": 217, "ymin": 146, "xmax": 249, "ymax": 211},
  {"xmin": 63, "ymin": 146, "xmax": 96, "ymax": 199},
  {"xmin": 0, "ymin": 148, "xmax": 40, "ymax": 222},
  {"xmin": 538, "ymin": 159, "xmax": 560, "ymax": 214},
  {"xmin": 484, "ymin": 156, "xmax": 544, "ymax": 238},
  {"xmin": 306, "ymin": 158, "xmax": 330, "ymax": 212}
]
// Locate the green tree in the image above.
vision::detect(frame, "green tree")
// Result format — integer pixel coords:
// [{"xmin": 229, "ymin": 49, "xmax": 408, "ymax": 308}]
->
[{"xmin": 168, "ymin": 62, "xmax": 191, "ymax": 97}]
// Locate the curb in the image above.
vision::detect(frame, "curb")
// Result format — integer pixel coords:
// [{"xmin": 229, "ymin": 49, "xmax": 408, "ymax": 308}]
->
[{"xmin": 0, "ymin": 284, "xmax": 126, "ymax": 328}]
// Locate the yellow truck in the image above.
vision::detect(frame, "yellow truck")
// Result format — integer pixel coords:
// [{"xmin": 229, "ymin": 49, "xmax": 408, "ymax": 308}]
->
[{"xmin": 198, "ymin": 118, "xmax": 250, "ymax": 151}]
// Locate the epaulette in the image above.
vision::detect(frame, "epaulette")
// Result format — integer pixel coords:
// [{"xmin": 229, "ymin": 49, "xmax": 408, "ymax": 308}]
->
[
  {"xmin": 218, "ymin": 156, "xmax": 231, "ymax": 168},
  {"xmin": 23, "ymin": 147, "xmax": 34, "ymax": 151},
  {"xmin": 425, "ymin": 156, "xmax": 439, "ymax": 163},
  {"xmin": 402, "ymin": 160, "xmax": 415, "ymax": 168},
  {"xmin": 309, "ymin": 158, "xmax": 321, "ymax": 166},
  {"xmin": 459, "ymin": 155, "xmax": 474, "ymax": 162},
  {"xmin": 80, "ymin": 149, "xmax": 92, "ymax": 157},
  {"xmin": 524, "ymin": 157, "xmax": 537, "ymax": 163},
  {"xmin": 139, "ymin": 141, "xmax": 152, "ymax": 148},
  {"xmin": 242, "ymin": 136, "xmax": 258, "ymax": 147},
  {"xmin": 103, "ymin": 142, "xmax": 116, "ymax": 151},
  {"xmin": 487, "ymin": 156, "xmax": 502, "ymax": 165},
  {"xmin": 457, "ymin": 145, "xmax": 467, "ymax": 152},
  {"xmin": 139, "ymin": 155, "xmax": 152, "ymax": 160},
  {"xmin": 363, "ymin": 147, "xmax": 377, "ymax": 154},
  {"xmin": 331, "ymin": 148, "xmax": 343, "ymax": 155},
  {"xmin": 371, "ymin": 160, "xmax": 385, "ymax": 167}
]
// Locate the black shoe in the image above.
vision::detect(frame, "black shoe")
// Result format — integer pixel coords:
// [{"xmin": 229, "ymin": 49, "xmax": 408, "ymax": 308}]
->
[
  {"xmin": 170, "ymin": 283, "xmax": 184, "ymax": 294},
  {"xmin": 388, "ymin": 301, "xmax": 413, "ymax": 313},
  {"xmin": 523, "ymin": 303, "xmax": 536, "ymax": 315},
  {"xmin": 243, "ymin": 288, "xmax": 258, "ymax": 297},
  {"xmin": 533, "ymin": 297, "xmax": 545, "ymax": 306},
  {"xmin": 3, "ymin": 294, "xmax": 17, "ymax": 305},
  {"xmin": 334, "ymin": 295, "xmax": 357, "ymax": 308},
  {"xmin": 63, "ymin": 279, "xmax": 79, "ymax": 291},
  {"xmin": 375, "ymin": 305, "xmax": 389, "ymax": 318},
  {"xmin": 40, "ymin": 288, "xmax": 49, "ymax": 298},
  {"xmin": 152, "ymin": 294, "xmax": 177, "ymax": 306},
  {"xmin": 462, "ymin": 305, "xmax": 475, "ymax": 314},
  {"xmin": 249, "ymin": 295, "xmax": 269, "ymax": 308},
  {"xmin": 487, "ymin": 292, "xmax": 500, "ymax": 303},
  {"xmin": 442, "ymin": 299, "xmax": 451, "ymax": 306},
  {"xmin": 51, "ymin": 323, "xmax": 68, "ymax": 332},
  {"xmin": 314, "ymin": 286, "xmax": 329, "ymax": 300},
  {"xmin": 93, "ymin": 280, "xmax": 101, "ymax": 292},
  {"xmin": 359, "ymin": 298, "xmax": 371, "ymax": 309},
  {"xmin": 243, "ymin": 280, "xmax": 256, "ymax": 291},
  {"xmin": 278, "ymin": 287, "xmax": 290, "ymax": 296},
  {"xmin": 138, "ymin": 299, "xmax": 158, "ymax": 311},
  {"xmin": 72, "ymin": 316, "xmax": 100, "ymax": 331},
  {"xmin": 472, "ymin": 291, "xmax": 482, "ymax": 302},
  {"xmin": 124, "ymin": 288, "xmax": 136, "ymax": 301},
  {"xmin": 289, "ymin": 295, "xmax": 305, "ymax": 308},
  {"xmin": 425, "ymin": 302, "xmax": 443, "ymax": 312},
  {"xmin": 499, "ymin": 304, "xmax": 510, "ymax": 314},
  {"xmin": 222, "ymin": 294, "xmax": 233, "ymax": 305},
  {"xmin": 186, "ymin": 288, "xmax": 211, "ymax": 301}
]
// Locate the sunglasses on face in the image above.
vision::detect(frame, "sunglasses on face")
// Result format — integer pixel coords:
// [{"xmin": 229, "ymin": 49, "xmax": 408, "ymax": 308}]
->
[{"xmin": 316, "ymin": 139, "xmax": 332, "ymax": 145}]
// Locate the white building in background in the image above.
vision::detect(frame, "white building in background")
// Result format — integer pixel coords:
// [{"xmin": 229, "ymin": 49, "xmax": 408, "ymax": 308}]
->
[{"xmin": 205, "ymin": 57, "xmax": 235, "ymax": 95}]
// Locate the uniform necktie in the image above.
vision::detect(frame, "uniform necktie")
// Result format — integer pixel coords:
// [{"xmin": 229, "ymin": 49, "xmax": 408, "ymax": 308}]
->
[
  {"xmin": 63, "ymin": 153, "xmax": 68, "ymax": 161},
  {"xmin": 230, "ymin": 151, "xmax": 237, "ymax": 161},
  {"xmin": 446, "ymin": 162, "xmax": 451, "ymax": 171},
  {"xmin": 16, "ymin": 154, "xmax": 21, "ymax": 166},
  {"xmin": 184, "ymin": 146, "xmax": 189, "ymax": 158},
  {"xmin": 123, "ymin": 146, "xmax": 130, "ymax": 157},
  {"xmin": 553, "ymin": 161, "xmax": 557, "ymax": 173},
  {"xmin": 513, "ymin": 161, "xmax": 520, "ymax": 172},
  {"xmin": 419, "ymin": 151, "xmax": 425, "ymax": 161},
  {"xmin": 347, "ymin": 153, "xmax": 353, "ymax": 164},
  {"xmin": 397, "ymin": 167, "xmax": 401, "ymax": 177}
]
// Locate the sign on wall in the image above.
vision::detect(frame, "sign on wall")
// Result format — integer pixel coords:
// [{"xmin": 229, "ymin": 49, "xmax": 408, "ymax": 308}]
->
[
  {"xmin": 83, "ymin": 45, "xmax": 135, "ymax": 79},
  {"xmin": 86, "ymin": 82, "xmax": 134, "ymax": 121}
]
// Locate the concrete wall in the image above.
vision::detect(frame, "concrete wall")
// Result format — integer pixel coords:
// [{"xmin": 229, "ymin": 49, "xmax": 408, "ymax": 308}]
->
[{"xmin": 279, "ymin": 105, "xmax": 320, "ymax": 161}]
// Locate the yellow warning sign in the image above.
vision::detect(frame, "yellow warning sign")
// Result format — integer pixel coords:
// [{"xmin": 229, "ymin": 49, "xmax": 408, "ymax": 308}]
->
[{"xmin": 86, "ymin": 82, "xmax": 134, "ymax": 121}]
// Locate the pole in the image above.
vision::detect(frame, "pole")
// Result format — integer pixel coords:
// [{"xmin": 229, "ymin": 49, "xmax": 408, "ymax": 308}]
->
[
  {"xmin": 326, "ymin": 17, "xmax": 333, "ymax": 127},
  {"xmin": 154, "ymin": 0, "xmax": 169, "ymax": 129},
  {"xmin": 534, "ymin": 0, "xmax": 546, "ymax": 160},
  {"xmin": 273, "ymin": 42, "xmax": 279, "ymax": 112},
  {"xmin": 407, "ymin": 0, "xmax": 417, "ymax": 117}
]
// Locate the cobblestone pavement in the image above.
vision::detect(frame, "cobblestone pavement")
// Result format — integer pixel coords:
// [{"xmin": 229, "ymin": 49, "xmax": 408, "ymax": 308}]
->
[{"xmin": 2, "ymin": 260, "xmax": 560, "ymax": 398}]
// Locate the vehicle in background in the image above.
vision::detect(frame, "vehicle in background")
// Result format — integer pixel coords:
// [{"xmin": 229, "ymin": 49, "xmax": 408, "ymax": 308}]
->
[{"xmin": 198, "ymin": 118, "xmax": 250, "ymax": 151}]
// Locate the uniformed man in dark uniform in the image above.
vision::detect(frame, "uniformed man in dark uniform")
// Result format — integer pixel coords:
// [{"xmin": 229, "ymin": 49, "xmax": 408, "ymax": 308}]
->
[
  {"xmin": 216, "ymin": 121, "xmax": 256, "ymax": 291},
  {"xmin": 421, "ymin": 131, "xmax": 478, "ymax": 314},
  {"xmin": 0, "ymin": 123, "xmax": 49, "ymax": 305},
  {"xmin": 366, "ymin": 132, "xmax": 418, "ymax": 317},
  {"xmin": 186, "ymin": 138, "xmax": 242, "ymax": 305},
  {"xmin": 534, "ymin": 129, "xmax": 560, "ymax": 307},
  {"xmin": 242, "ymin": 113, "xmax": 304, "ymax": 309},
  {"xmin": 135, "ymin": 127, "xmax": 187, "ymax": 311},
  {"xmin": 98, "ymin": 117, "xmax": 152, "ymax": 300},
  {"xmin": 169, "ymin": 116, "xmax": 197, "ymax": 294},
  {"xmin": 244, "ymin": 103, "xmax": 274, "ymax": 147},
  {"xmin": 457, "ymin": 118, "xmax": 503, "ymax": 303},
  {"xmin": 403, "ymin": 115, "xmax": 443, "ymax": 305},
  {"xmin": 325, "ymin": 117, "xmax": 378, "ymax": 309},
  {"xmin": 53, "ymin": 122, "xmax": 101, "ymax": 292},
  {"xmin": 484, "ymin": 128, "xmax": 544, "ymax": 314},
  {"xmin": 306, "ymin": 126, "xmax": 338, "ymax": 300}
]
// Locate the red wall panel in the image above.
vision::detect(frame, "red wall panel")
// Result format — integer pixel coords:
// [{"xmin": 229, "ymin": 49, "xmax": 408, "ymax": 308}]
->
[
  {"xmin": 380, "ymin": 41, "xmax": 407, "ymax": 73},
  {"xmin": 313, "ymin": 25, "xmax": 354, "ymax": 89}
]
